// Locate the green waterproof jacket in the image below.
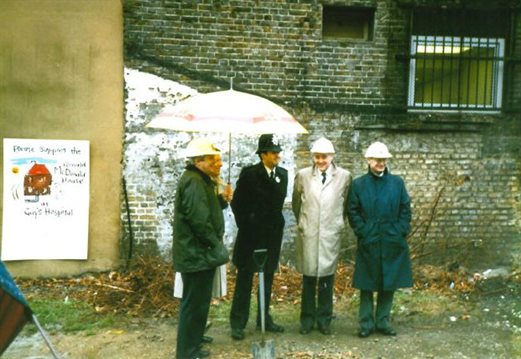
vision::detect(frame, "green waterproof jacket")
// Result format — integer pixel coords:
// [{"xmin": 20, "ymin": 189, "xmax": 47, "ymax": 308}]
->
[
  {"xmin": 346, "ymin": 168, "xmax": 413, "ymax": 291},
  {"xmin": 172, "ymin": 165, "xmax": 228, "ymax": 273}
]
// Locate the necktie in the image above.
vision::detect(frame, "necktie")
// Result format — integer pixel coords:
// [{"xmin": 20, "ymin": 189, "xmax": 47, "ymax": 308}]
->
[
  {"xmin": 321, "ymin": 171, "xmax": 326, "ymax": 184},
  {"xmin": 270, "ymin": 170, "xmax": 275, "ymax": 180}
]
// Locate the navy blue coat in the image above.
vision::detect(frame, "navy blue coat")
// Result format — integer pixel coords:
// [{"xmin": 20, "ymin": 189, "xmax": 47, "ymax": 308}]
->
[
  {"xmin": 231, "ymin": 162, "xmax": 288, "ymax": 273},
  {"xmin": 346, "ymin": 168, "xmax": 413, "ymax": 291}
]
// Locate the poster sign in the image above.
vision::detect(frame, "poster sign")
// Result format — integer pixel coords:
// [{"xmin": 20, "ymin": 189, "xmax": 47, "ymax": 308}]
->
[{"xmin": 2, "ymin": 138, "xmax": 90, "ymax": 260}]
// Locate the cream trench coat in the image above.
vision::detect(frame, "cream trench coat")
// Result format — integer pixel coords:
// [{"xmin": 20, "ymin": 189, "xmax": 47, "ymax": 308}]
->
[{"xmin": 292, "ymin": 164, "xmax": 352, "ymax": 277}]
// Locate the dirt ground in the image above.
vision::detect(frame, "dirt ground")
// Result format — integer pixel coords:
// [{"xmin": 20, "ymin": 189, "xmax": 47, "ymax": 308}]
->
[
  {"xmin": 5, "ymin": 289, "xmax": 520, "ymax": 359},
  {"xmin": 4, "ymin": 261, "xmax": 520, "ymax": 359}
]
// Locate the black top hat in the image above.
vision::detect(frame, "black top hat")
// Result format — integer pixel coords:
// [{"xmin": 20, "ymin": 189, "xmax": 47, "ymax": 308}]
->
[{"xmin": 256, "ymin": 134, "xmax": 282, "ymax": 154}]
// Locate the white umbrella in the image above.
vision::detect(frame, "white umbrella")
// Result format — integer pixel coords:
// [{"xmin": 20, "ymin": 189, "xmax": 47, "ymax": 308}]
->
[
  {"xmin": 146, "ymin": 85, "xmax": 307, "ymax": 181},
  {"xmin": 147, "ymin": 88, "xmax": 307, "ymax": 134}
]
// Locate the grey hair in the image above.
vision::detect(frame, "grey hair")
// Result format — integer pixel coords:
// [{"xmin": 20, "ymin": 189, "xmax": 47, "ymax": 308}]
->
[{"xmin": 185, "ymin": 155, "xmax": 206, "ymax": 165}]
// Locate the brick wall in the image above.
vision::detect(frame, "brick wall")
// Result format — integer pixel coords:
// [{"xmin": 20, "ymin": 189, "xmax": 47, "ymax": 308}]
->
[
  {"xmin": 124, "ymin": 0, "xmax": 411, "ymax": 107},
  {"xmin": 123, "ymin": 0, "xmax": 521, "ymax": 269}
]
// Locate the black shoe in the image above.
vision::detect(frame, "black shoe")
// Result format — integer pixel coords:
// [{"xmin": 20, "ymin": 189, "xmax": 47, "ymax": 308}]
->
[
  {"xmin": 318, "ymin": 325, "xmax": 331, "ymax": 335},
  {"xmin": 259, "ymin": 322, "xmax": 285, "ymax": 333},
  {"xmin": 377, "ymin": 327, "xmax": 397, "ymax": 336},
  {"xmin": 231, "ymin": 328, "xmax": 245, "ymax": 340},
  {"xmin": 205, "ymin": 321, "xmax": 212, "ymax": 332},
  {"xmin": 195, "ymin": 349, "xmax": 210, "ymax": 358},
  {"xmin": 299, "ymin": 326, "xmax": 312, "ymax": 335},
  {"xmin": 201, "ymin": 335, "xmax": 213, "ymax": 344},
  {"xmin": 358, "ymin": 329, "xmax": 373, "ymax": 338}
]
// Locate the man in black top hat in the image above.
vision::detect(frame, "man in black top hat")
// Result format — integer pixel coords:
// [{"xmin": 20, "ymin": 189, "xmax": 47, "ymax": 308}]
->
[{"xmin": 229, "ymin": 134, "xmax": 288, "ymax": 340}]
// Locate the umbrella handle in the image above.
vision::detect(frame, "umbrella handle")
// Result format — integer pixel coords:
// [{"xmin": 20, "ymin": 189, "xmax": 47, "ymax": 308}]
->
[{"xmin": 228, "ymin": 132, "xmax": 231, "ymax": 184}]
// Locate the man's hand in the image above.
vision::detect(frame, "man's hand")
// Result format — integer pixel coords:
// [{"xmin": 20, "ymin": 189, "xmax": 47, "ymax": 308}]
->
[{"xmin": 222, "ymin": 183, "xmax": 233, "ymax": 202}]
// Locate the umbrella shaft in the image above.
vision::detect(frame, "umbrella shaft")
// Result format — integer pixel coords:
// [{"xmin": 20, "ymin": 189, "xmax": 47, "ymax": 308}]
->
[
  {"xmin": 228, "ymin": 132, "xmax": 232, "ymax": 184},
  {"xmin": 32, "ymin": 315, "xmax": 61, "ymax": 359}
]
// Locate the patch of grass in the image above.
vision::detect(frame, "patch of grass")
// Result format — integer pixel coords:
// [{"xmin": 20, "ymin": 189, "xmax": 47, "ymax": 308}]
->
[
  {"xmin": 398, "ymin": 289, "xmax": 469, "ymax": 313},
  {"xmin": 208, "ymin": 297, "xmax": 301, "ymax": 327},
  {"xmin": 270, "ymin": 300, "xmax": 300, "ymax": 323},
  {"xmin": 28, "ymin": 286, "xmax": 473, "ymax": 337},
  {"xmin": 208, "ymin": 289, "xmax": 472, "ymax": 329},
  {"xmin": 208, "ymin": 299, "xmax": 232, "ymax": 325},
  {"xmin": 28, "ymin": 299, "xmax": 129, "ymax": 335},
  {"xmin": 513, "ymin": 334, "xmax": 521, "ymax": 358},
  {"xmin": 392, "ymin": 289, "xmax": 478, "ymax": 327}
]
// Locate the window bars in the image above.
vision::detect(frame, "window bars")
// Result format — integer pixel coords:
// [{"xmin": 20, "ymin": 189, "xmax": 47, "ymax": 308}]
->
[{"xmin": 408, "ymin": 36, "xmax": 505, "ymax": 111}]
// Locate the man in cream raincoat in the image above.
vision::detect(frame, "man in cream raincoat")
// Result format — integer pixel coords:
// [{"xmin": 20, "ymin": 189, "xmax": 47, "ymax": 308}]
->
[{"xmin": 292, "ymin": 137, "xmax": 352, "ymax": 335}]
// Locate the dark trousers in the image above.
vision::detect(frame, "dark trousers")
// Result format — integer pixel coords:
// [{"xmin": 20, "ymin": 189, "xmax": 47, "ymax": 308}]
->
[
  {"xmin": 359, "ymin": 290, "xmax": 395, "ymax": 332},
  {"xmin": 176, "ymin": 268, "xmax": 215, "ymax": 359},
  {"xmin": 230, "ymin": 269, "xmax": 275, "ymax": 329},
  {"xmin": 300, "ymin": 275, "xmax": 334, "ymax": 330}
]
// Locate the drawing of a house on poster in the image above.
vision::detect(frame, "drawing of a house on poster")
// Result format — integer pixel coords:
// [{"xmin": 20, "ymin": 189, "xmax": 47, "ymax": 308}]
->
[{"xmin": 2, "ymin": 138, "xmax": 90, "ymax": 260}]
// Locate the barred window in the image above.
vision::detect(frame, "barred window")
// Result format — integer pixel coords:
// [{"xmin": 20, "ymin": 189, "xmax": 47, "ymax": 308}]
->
[
  {"xmin": 408, "ymin": 8, "xmax": 510, "ymax": 112},
  {"xmin": 408, "ymin": 36, "xmax": 505, "ymax": 110}
]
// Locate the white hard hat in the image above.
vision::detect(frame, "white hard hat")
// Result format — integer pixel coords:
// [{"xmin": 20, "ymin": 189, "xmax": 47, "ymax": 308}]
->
[
  {"xmin": 364, "ymin": 141, "xmax": 392, "ymax": 158},
  {"xmin": 184, "ymin": 138, "xmax": 221, "ymax": 158},
  {"xmin": 310, "ymin": 137, "xmax": 335, "ymax": 154}
]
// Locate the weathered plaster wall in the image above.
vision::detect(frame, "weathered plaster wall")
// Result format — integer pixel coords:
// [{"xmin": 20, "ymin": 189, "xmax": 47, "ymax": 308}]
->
[
  {"xmin": 123, "ymin": 69, "xmax": 300, "ymax": 260},
  {"xmin": 0, "ymin": 0, "xmax": 123, "ymax": 276}
]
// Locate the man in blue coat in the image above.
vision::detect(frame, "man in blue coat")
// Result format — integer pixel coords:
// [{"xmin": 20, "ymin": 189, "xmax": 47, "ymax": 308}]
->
[
  {"xmin": 346, "ymin": 141, "xmax": 413, "ymax": 338},
  {"xmin": 229, "ymin": 134, "xmax": 288, "ymax": 340}
]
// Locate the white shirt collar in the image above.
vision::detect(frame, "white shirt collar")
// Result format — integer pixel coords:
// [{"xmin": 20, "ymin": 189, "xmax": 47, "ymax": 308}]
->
[
  {"xmin": 264, "ymin": 165, "xmax": 275, "ymax": 176},
  {"xmin": 314, "ymin": 165, "xmax": 333, "ymax": 177}
]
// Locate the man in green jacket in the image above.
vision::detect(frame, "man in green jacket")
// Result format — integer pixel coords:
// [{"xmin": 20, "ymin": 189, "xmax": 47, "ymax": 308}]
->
[
  {"xmin": 173, "ymin": 138, "xmax": 232, "ymax": 359},
  {"xmin": 346, "ymin": 141, "xmax": 413, "ymax": 338}
]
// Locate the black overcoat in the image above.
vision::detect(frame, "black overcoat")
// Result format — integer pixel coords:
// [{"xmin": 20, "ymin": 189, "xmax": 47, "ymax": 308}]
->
[
  {"xmin": 231, "ymin": 162, "xmax": 288, "ymax": 272},
  {"xmin": 346, "ymin": 169, "xmax": 413, "ymax": 291}
]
